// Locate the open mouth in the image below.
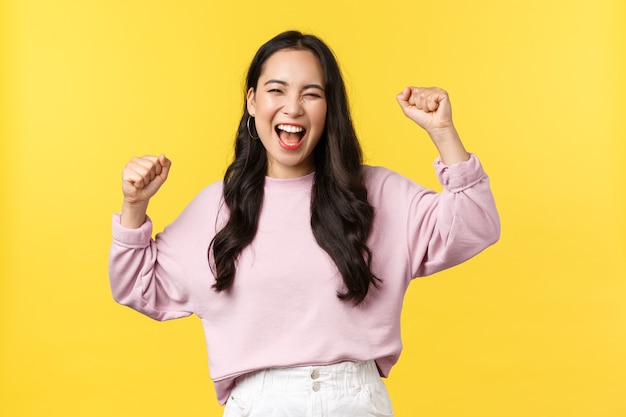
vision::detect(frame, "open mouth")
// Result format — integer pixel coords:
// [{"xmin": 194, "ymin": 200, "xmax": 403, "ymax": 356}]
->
[{"xmin": 275, "ymin": 124, "xmax": 306, "ymax": 150}]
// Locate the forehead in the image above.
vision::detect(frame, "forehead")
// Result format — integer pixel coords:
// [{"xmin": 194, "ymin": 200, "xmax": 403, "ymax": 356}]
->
[{"xmin": 259, "ymin": 49, "xmax": 324, "ymax": 84}]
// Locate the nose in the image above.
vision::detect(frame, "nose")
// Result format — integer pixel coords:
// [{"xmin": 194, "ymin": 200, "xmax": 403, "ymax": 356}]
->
[{"xmin": 282, "ymin": 93, "xmax": 304, "ymax": 116}]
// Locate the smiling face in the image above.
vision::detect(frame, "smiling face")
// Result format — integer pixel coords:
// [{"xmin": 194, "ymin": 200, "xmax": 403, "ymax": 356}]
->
[{"xmin": 247, "ymin": 49, "xmax": 327, "ymax": 178}]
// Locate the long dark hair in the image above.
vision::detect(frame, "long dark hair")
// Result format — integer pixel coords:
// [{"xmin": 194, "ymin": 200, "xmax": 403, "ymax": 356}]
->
[{"xmin": 209, "ymin": 31, "xmax": 378, "ymax": 304}]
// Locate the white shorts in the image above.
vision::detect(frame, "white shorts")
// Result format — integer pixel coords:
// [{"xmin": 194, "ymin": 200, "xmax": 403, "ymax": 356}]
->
[{"xmin": 222, "ymin": 360, "xmax": 394, "ymax": 417}]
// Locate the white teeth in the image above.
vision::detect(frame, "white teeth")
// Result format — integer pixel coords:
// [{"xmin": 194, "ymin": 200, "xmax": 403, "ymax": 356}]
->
[{"xmin": 277, "ymin": 124, "xmax": 304, "ymax": 133}]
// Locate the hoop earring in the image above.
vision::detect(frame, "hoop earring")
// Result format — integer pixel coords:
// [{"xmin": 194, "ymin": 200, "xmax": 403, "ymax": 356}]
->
[{"xmin": 247, "ymin": 116, "xmax": 259, "ymax": 139}]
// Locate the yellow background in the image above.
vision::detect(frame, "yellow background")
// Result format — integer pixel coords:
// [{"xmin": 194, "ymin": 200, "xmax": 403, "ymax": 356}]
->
[{"xmin": 1, "ymin": 0, "xmax": 625, "ymax": 416}]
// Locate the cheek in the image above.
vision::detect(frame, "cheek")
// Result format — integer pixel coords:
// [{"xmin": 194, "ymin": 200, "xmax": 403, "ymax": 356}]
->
[
  {"xmin": 254, "ymin": 100, "xmax": 276, "ymax": 128},
  {"xmin": 311, "ymin": 103, "xmax": 328, "ymax": 128},
  {"xmin": 255, "ymin": 93, "xmax": 278, "ymax": 112}
]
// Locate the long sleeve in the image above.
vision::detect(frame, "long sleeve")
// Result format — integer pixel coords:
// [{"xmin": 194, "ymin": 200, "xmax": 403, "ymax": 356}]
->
[
  {"xmin": 108, "ymin": 182, "xmax": 225, "ymax": 321},
  {"xmin": 365, "ymin": 153, "xmax": 500, "ymax": 280},
  {"xmin": 408, "ymin": 153, "xmax": 500, "ymax": 277},
  {"xmin": 108, "ymin": 214, "xmax": 193, "ymax": 321}
]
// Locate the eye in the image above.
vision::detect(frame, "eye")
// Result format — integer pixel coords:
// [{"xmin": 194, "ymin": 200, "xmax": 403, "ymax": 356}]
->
[
  {"xmin": 268, "ymin": 88, "xmax": 283, "ymax": 94},
  {"xmin": 303, "ymin": 92, "xmax": 323, "ymax": 99}
]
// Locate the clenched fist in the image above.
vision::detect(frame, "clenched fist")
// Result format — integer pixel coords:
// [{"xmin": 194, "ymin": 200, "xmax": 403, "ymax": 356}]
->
[
  {"xmin": 396, "ymin": 87, "xmax": 469, "ymax": 165},
  {"xmin": 120, "ymin": 154, "xmax": 171, "ymax": 228},
  {"xmin": 396, "ymin": 87, "xmax": 454, "ymax": 133},
  {"xmin": 122, "ymin": 154, "xmax": 171, "ymax": 204}
]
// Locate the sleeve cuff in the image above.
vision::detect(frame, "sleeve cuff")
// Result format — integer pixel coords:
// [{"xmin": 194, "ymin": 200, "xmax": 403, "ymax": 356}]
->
[
  {"xmin": 111, "ymin": 213, "xmax": 153, "ymax": 248},
  {"xmin": 434, "ymin": 153, "xmax": 487, "ymax": 192}
]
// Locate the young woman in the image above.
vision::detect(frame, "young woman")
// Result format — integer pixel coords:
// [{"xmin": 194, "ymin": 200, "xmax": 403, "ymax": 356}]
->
[{"xmin": 109, "ymin": 30, "xmax": 500, "ymax": 416}]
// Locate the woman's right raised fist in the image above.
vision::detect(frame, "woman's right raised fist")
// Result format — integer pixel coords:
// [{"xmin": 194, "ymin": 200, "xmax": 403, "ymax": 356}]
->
[{"xmin": 122, "ymin": 154, "xmax": 171, "ymax": 204}]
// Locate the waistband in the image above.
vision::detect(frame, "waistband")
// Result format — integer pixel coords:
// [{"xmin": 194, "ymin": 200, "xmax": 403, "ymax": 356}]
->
[{"xmin": 234, "ymin": 361, "xmax": 380, "ymax": 395}]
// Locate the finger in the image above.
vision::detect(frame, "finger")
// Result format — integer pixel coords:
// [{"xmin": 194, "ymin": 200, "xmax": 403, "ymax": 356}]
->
[
  {"xmin": 129, "ymin": 162, "xmax": 157, "ymax": 185},
  {"xmin": 410, "ymin": 88, "xmax": 428, "ymax": 111},
  {"xmin": 140, "ymin": 155, "xmax": 163, "ymax": 177},
  {"xmin": 396, "ymin": 87, "xmax": 411, "ymax": 108},
  {"xmin": 125, "ymin": 158, "xmax": 159, "ymax": 187},
  {"xmin": 157, "ymin": 154, "xmax": 171, "ymax": 171},
  {"xmin": 431, "ymin": 88, "xmax": 449, "ymax": 109},
  {"xmin": 413, "ymin": 88, "xmax": 445, "ymax": 112},
  {"xmin": 136, "ymin": 155, "xmax": 168, "ymax": 181},
  {"xmin": 157, "ymin": 154, "xmax": 171, "ymax": 181},
  {"xmin": 426, "ymin": 95, "xmax": 440, "ymax": 112},
  {"xmin": 122, "ymin": 166, "xmax": 148, "ymax": 190}
]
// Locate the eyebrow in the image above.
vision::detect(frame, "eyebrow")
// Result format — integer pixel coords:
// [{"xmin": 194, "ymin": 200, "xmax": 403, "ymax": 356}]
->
[{"xmin": 263, "ymin": 79, "xmax": 325, "ymax": 91}]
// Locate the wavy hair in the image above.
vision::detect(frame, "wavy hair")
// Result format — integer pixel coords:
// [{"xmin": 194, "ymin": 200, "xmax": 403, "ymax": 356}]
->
[{"xmin": 209, "ymin": 31, "xmax": 378, "ymax": 304}]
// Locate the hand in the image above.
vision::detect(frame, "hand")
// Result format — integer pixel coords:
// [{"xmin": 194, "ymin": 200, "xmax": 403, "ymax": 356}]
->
[
  {"xmin": 122, "ymin": 154, "xmax": 171, "ymax": 205},
  {"xmin": 396, "ymin": 87, "xmax": 454, "ymax": 134},
  {"xmin": 396, "ymin": 87, "xmax": 469, "ymax": 165}
]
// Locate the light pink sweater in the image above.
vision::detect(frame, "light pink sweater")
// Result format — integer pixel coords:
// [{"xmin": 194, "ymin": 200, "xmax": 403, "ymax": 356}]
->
[{"xmin": 109, "ymin": 154, "xmax": 500, "ymax": 405}]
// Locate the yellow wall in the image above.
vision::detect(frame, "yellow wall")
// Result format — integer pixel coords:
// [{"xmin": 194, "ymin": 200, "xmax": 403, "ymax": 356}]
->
[{"xmin": 1, "ymin": 1, "xmax": 625, "ymax": 416}]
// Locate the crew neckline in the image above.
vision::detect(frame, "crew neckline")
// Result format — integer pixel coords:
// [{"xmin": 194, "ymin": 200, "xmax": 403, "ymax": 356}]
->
[{"xmin": 264, "ymin": 171, "xmax": 315, "ymax": 191}]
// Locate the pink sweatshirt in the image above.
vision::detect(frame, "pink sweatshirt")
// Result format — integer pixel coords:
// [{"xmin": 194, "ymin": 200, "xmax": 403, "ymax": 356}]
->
[{"xmin": 109, "ymin": 154, "xmax": 500, "ymax": 405}]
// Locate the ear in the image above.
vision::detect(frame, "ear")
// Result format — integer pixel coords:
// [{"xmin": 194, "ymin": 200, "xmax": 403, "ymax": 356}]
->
[{"xmin": 246, "ymin": 87, "xmax": 256, "ymax": 116}]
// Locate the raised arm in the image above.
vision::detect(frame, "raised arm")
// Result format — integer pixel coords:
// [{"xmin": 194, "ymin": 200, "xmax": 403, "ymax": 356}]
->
[
  {"xmin": 390, "ymin": 87, "xmax": 499, "ymax": 276},
  {"xmin": 109, "ymin": 154, "xmax": 194, "ymax": 321}
]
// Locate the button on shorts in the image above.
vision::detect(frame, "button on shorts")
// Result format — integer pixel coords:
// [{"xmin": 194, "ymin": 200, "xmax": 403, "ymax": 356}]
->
[{"xmin": 223, "ymin": 360, "xmax": 394, "ymax": 417}]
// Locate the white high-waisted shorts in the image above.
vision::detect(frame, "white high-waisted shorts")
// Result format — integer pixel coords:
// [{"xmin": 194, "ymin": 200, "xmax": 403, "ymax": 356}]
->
[{"xmin": 222, "ymin": 360, "xmax": 394, "ymax": 417}]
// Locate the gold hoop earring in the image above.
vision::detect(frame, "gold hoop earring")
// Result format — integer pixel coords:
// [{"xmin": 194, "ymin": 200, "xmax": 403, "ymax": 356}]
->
[{"xmin": 247, "ymin": 116, "xmax": 259, "ymax": 140}]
